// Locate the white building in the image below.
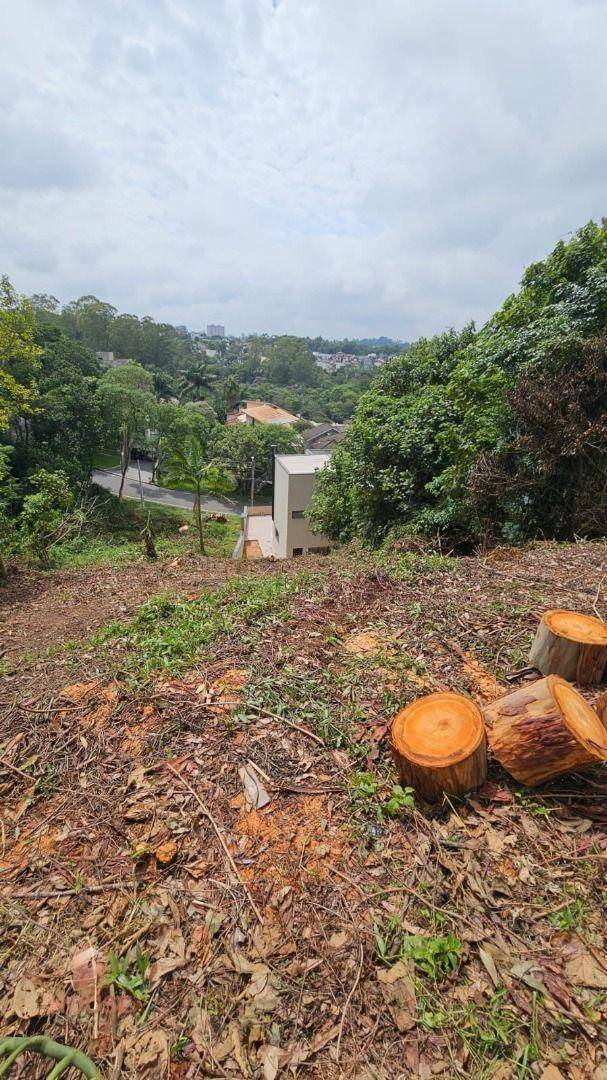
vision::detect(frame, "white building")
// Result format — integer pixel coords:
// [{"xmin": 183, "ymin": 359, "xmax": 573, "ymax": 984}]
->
[
  {"xmin": 206, "ymin": 323, "xmax": 225, "ymax": 338},
  {"xmin": 237, "ymin": 453, "xmax": 333, "ymax": 559},
  {"xmin": 272, "ymin": 454, "xmax": 332, "ymax": 557}
]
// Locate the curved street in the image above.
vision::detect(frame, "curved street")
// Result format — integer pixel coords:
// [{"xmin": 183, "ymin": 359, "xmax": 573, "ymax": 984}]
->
[{"xmin": 92, "ymin": 464, "xmax": 244, "ymax": 515}]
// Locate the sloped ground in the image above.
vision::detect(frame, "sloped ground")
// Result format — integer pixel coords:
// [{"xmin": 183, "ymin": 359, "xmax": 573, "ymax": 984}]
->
[{"xmin": 0, "ymin": 541, "xmax": 607, "ymax": 1078}]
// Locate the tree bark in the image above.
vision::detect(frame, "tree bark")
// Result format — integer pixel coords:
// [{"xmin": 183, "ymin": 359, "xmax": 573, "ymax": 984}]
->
[
  {"xmin": 529, "ymin": 610, "xmax": 607, "ymax": 685},
  {"xmin": 391, "ymin": 692, "xmax": 487, "ymax": 803},
  {"xmin": 483, "ymin": 675, "xmax": 607, "ymax": 786}
]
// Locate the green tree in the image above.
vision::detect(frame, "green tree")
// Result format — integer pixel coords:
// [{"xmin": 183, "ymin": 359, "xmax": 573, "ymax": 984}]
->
[
  {"xmin": 164, "ymin": 436, "xmax": 234, "ymax": 553},
  {"xmin": 18, "ymin": 469, "xmax": 79, "ymax": 569},
  {"xmin": 0, "ymin": 276, "xmax": 41, "ymax": 431},
  {"xmin": 178, "ymin": 360, "xmax": 218, "ymax": 403},
  {"xmin": 264, "ymin": 337, "xmax": 318, "ymax": 386},
  {"xmin": 97, "ymin": 363, "xmax": 156, "ymax": 499},
  {"xmin": 215, "ymin": 422, "xmax": 302, "ymax": 494}
]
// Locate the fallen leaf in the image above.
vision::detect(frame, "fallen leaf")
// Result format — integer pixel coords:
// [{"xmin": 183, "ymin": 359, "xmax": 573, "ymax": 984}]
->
[
  {"xmin": 125, "ymin": 1028, "xmax": 169, "ymax": 1077},
  {"xmin": 149, "ymin": 928, "xmax": 186, "ymax": 986},
  {"xmin": 239, "ymin": 764, "xmax": 271, "ymax": 812},
  {"xmin": 329, "ymin": 932, "xmax": 349, "ymax": 949},
  {"xmin": 478, "ymin": 947, "xmax": 500, "ymax": 988},
  {"xmin": 258, "ymin": 1044, "xmax": 280, "ymax": 1080},
  {"xmin": 565, "ymin": 951, "xmax": 607, "ymax": 989},
  {"xmin": 72, "ymin": 946, "xmax": 106, "ymax": 1007},
  {"xmin": 12, "ymin": 977, "xmax": 54, "ymax": 1019},
  {"xmin": 377, "ymin": 960, "xmax": 417, "ymax": 1032},
  {"xmin": 539, "ymin": 1067, "xmax": 565, "ymax": 1080}
]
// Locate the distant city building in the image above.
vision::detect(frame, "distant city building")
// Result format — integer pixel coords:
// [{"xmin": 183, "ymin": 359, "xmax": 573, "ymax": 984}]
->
[{"xmin": 206, "ymin": 324, "xmax": 225, "ymax": 338}]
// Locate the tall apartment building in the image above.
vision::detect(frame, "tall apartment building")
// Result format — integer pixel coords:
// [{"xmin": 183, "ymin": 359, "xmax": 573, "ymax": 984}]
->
[{"xmin": 206, "ymin": 324, "xmax": 225, "ymax": 338}]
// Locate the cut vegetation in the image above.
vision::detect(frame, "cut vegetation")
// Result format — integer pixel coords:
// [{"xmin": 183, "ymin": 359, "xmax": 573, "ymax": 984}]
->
[{"xmin": 1, "ymin": 539, "xmax": 607, "ymax": 1078}]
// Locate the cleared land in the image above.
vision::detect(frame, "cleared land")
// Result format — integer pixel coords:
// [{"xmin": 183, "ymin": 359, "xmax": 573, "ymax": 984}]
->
[{"xmin": 1, "ymin": 540, "xmax": 606, "ymax": 1078}]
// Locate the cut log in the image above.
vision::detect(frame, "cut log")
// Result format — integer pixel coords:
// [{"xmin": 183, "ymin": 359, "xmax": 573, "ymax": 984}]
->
[
  {"xmin": 483, "ymin": 675, "xmax": 607, "ymax": 786},
  {"xmin": 529, "ymin": 610, "xmax": 607, "ymax": 685},
  {"xmin": 390, "ymin": 693, "xmax": 487, "ymax": 803}
]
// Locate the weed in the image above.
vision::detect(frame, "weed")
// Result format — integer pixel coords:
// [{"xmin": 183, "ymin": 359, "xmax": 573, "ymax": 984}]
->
[
  {"xmin": 93, "ymin": 570, "xmax": 319, "ymax": 680},
  {"xmin": 374, "ymin": 919, "xmax": 462, "ymax": 982},
  {"xmin": 107, "ymin": 946, "xmax": 150, "ymax": 1002},
  {"xmin": 515, "ymin": 792, "xmax": 554, "ymax": 817},
  {"xmin": 170, "ymin": 1033, "xmax": 189, "ymax": 1059},
  {"xmin": 549, "ymin": 897, "xmax": 590, "ymax": 931},
  {"xmin": 350, "ymin": 772, "xmax": 414, "ymax": 821}
]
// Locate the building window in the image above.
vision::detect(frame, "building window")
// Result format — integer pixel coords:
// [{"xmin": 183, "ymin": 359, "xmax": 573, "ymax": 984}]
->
[
  {"xmin": 292, "ymin": 547, "xmax": 303, "ymax": 556},
  {"xmin": 291, "ymin": 510, "xmax": 305, "ymax": 519},
  {"xmin": 307, "ymin": 546, "xmax": 330, "ymax": 555}
]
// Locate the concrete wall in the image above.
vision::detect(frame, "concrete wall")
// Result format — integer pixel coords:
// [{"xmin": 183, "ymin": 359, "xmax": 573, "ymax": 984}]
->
[
  {"xmin": 273, "ymin": 458, "xmax": 291, "ymax": 558},
  {"xmin": 273, "ymin": 460, "xmax": 331, "ymax": 558}
]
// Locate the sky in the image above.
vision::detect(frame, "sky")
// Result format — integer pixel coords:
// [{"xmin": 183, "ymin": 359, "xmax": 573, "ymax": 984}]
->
[{"xmin": 1, "ymin": 1, "xmax": 606, "ymax": 340}]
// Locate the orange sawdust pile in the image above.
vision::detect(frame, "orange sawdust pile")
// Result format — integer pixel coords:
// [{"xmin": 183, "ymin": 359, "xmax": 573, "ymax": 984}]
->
[{"xmin": 234, "ymin": 795, "xmax": 345, "ymax": 889}]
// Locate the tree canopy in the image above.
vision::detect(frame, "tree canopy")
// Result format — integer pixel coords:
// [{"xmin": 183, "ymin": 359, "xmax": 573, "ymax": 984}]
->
[{"xmin": 310, "ymin": 220, "xmax": 607, "ymax": 546}]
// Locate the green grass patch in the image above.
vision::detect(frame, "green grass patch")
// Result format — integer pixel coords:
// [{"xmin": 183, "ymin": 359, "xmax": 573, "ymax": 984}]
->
[
  {"xmin": 93, "ymin": 452, "xmax": 121, "ymax": 469},
  {"xmin": 50, "ymin": 490, "xmax": 240, "ymax": 570},
  {"xmin": 92, "ymin": 569, "xmax": 320, "ymax": 680}
]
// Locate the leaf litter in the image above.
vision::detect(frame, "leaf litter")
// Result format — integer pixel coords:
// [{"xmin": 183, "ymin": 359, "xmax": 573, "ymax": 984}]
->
[{"xmin": 0, "ymin": 540, "xmax": 607, "ymax": 1076}]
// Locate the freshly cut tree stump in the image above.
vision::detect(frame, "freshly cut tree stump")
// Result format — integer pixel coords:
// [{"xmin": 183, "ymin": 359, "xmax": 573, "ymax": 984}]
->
[
  {"xmin": 530, "ymin": 610, "xmax": 607, "ymax": 685},
  {"xmin": 391, "ymin": 693, "xmax": 487, "ymax": 803},
  {"xmin": 483, "ymin": 675, "xmax": 607, "ymax": 786}
]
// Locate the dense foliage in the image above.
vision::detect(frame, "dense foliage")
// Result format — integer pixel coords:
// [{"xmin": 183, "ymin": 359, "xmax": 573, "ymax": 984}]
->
[{"xmin": 310, "ymin": 221, "xmax": 607, "ymax": 546}]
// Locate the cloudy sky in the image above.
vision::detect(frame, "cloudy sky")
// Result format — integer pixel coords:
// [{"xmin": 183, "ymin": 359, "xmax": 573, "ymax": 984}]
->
[{"xmin": 1, "ymin": 1, "xmax": 606, "ymax": 339}]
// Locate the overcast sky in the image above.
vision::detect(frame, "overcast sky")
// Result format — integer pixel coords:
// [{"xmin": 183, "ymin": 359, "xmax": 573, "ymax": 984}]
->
[{"xmin": 1, "ymin": 1, "xmax": 606, "ymax": 340}]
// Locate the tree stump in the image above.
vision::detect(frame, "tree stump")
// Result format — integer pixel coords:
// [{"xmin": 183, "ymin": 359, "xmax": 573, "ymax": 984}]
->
[
  {"xmin": 483, "ymin": 675, "xmax": 607, "ymax": 786},
  {"xmin": 529, "ymin": 610, "xmax": 607, "ymax": 685},
  {"xmin": 390, "ymin": 692, "xmax": 487, "ymax": 803}
]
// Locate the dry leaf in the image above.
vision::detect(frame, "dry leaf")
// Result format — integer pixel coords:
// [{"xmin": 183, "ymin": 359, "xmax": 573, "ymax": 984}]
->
[
  {"xmin": 329, "ymin": 931, "xmax": 349, "ymax": 949},
  {"xmin": 149, "ymin": 927, "xmax": 186, "ymax": 986},
  {"xmin": 565, "ymin": 951, "xmax": 607, "ymax": 989},
  {"xmin": 258, "ymin": 1044, "xmax": 280, "ymax": 1080},
  {"xmin": 239, "ymin": 764, "xmax": 271, "ymax": 811},
  {"xmin": 125, "ymin": 1028, "xmax": 169, "ymax": 1077},
  {"xmin": 478, "ymin": 947, "xmax": 500, "ymax": 988},
  {"xmin": 72, "ymin": 946, "xmax": 106, "ymax": 1007},
  {"xmin": 539, "ymin": 1067, "xmax": 565, "ymax": 1080},
  {"xmin": 377, "ymin": 960, "xmax": 417, "ymax": 1032},
  {"xmin": 12, "ymin": 977, "xmax": 54, "ymax": 1019}
]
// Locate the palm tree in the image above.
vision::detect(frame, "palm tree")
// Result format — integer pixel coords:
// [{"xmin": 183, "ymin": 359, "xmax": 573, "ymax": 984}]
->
[
  {"xmin": 177, "ymin": 361, "xmax": 217, "ymax": 403},
  {"xmin": 164, "ymin": 436, "xmax": 234, "ymax": 554}
]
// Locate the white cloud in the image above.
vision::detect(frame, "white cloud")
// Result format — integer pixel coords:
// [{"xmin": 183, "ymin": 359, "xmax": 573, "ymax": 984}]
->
[{"xmin": 0, "ymin": 0, "xmax": 606, "ymax": 338}]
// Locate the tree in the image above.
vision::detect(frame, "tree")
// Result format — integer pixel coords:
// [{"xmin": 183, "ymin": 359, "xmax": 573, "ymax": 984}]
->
[
  {"xmin": 97, "ymin": 363, "xmax": 156, "ymax": 499},
  {"xmin": 12, "ymin": 326, "xmax": 103, "ymax": 484},
  {"xmin": 178, "ymin": 360, "xmax": 217, "ymax": 403},
  {"xmin": 0, "ymin": 276, "xmax": 41, "ymax": 431},
  {"xmin": 215, "ymin": 422, "xmax": 302, "ymax": 494},
  {"xmin": 264, "ymin": 337, "xmax": 318, "ymax": 386},
  {"xmin": 311, "ymin": 219, "xmax": 607, "ymax": 546},
  {"xmin": 164, "ymin": 436, "xmax": 234, "ymax": 553},
  {"xmin": 18, "ymin": 469, "xmax": 81, "ymax": 569},
  {"xmin": 150, "ymin": 402, "xmax": 218, "ymax": 483}
]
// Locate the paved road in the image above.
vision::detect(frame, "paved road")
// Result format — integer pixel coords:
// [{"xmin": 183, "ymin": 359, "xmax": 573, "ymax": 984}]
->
[{"xmin": 92, "ymin": 466, "xmax": 244, "ymax": 515}]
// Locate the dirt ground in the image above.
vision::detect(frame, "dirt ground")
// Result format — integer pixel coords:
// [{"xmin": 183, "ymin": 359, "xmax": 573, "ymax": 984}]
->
[{"xmin": 1, "ymin": 541, "xmax": 607, "ymax": 1078}]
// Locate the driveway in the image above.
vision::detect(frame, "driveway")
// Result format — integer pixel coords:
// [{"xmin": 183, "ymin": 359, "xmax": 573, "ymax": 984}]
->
[{"xmin": 92, "ymin": 465, "xmax": 244, "ymax": 515}]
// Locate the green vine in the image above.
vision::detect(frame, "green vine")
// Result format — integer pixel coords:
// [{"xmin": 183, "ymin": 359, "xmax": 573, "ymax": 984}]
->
[{"xmin": 0, "ymin": 1036, "xmax": 100, "ymax": 1078}]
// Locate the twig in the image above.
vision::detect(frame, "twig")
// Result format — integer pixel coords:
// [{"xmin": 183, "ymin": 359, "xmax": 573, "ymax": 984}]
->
[
  {"xmin": 10, "ymin": 881, "xmax": 134, "ymax": 900},
  {"xmin": 167, "ymin": 763, "xmax": 264, "ymax": 924},
  {"xmin": 221, "ymin": 700, "xmax": 325, "ymax": 745},
  {"xmin": 0, "ymin": 757, "xmax": 36, "ymax": 783},
  {"xmin": 336, "ymin": 943, "xmax": 364, "ymax": 1063}
]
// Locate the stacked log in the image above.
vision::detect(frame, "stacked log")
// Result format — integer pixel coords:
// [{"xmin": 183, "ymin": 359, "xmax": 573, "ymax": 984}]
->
[
  {"xmin": 391, "ymin": 692, "xmax": 487, "ymax": 803},
  {"xmin": 529, "ymin": 610, "xmax": 607, "ymax": 685},
  {"xmin": 483, "ymin": 675, "xmax": 607, "ymax": 785}
]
